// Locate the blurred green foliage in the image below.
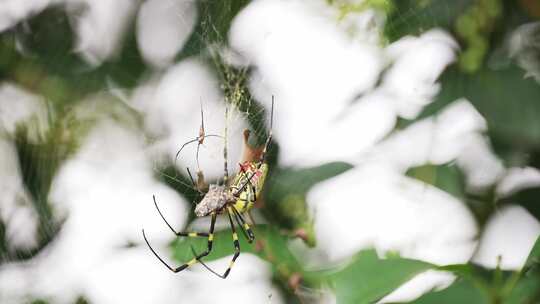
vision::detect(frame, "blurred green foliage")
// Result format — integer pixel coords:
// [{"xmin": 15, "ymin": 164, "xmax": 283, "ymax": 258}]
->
[
  {"xmin": 173, "ymin": 225, "xmax": 302, "ymax": 279},
  {"xmin": 414, "ymin": 240, "xmax": 540, "ymax": 304},
  {"xmin": 422, "ymin": 65, "xmax": 540, "ymax": 165},
  {"xmin": 406, "ymin": 163, "xmax": 466, "ymax": 199},
  {"xmin": 454, "ymin": 0, "xmax": 502, "ymax": 73},
  {"xmin": 264, "ymin": 162, "xmax": 353, "ymax": 246},
  {"xmin": 329, "ymin": 0, "xmax": 395, "ymax": 20},
  {"xmin": 1, "ymin": 0, "xmax": 540, "ymax": 303},
  {"xmin": 319, "ymin": 250, "xmax": 434, "ymax": 304}
]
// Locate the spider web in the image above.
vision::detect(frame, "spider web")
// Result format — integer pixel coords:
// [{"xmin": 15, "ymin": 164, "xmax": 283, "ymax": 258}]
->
[
  {"xmin": 150, "ymin": 0, "xmax": 471, "ymax": 229},
  {"xmin": 3, "ymin": 1, "xmax": 532, "ymax": 303},
  {"xmin": 147, "ymin": 2, "xmax": 275, "ymax": 209}
]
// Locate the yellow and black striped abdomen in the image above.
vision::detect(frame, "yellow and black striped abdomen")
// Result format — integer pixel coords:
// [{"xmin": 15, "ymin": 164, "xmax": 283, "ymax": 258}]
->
[{"xmin": 232, "ymin": 162, "xmax": 268, "ymax": 213}]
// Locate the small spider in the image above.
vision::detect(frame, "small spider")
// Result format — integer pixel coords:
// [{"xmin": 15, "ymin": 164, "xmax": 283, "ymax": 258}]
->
[{"xmin": 142, "ymin": 97, "xmax": 274, "ymax": 278}]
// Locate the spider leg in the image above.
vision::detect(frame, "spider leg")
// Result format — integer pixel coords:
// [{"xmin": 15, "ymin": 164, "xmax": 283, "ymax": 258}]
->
[
  {"xmin": 240, "ymin": 184, "xmax": 257, "ymax": 213},
  {"xmin": 142, "ymin": 211, "xmax": 217, "ymax": 273},
  {"xmin": 259, "ymin": 95, "xmax": 274, "ymax": 165},
  {"xmin": 231, "ymin": 210, "xmax": 250, "ymax": 243},
  {"xmin": 199, "ymin": 99, "xmax": 205, "ymax": 138},
  {"xmin": 152, "ymin": 195, "xmax": 209, "ymax": 237},
  {"xmin": 174, "ymin": 137, "xmax": 198, "ymax": 163},
  {"xmin": 186, "ymin": 167, "xmax": 201, "ymax": 195},
  {"xmin": 232, "ymin": 163, "xmax": 257, "ymax": 200},
  {"xmin": 239, "ymin": 185, "xmax": 255, "ymax": 213},
  {"xmin": 142, "ymin": 229, "xmax": 194, "ymax": 272},
  {"xmin": 231, "ymin": 206, "xmax": 255, "ymax": 242},
  {"xmin": 186, "ymin": 167, "xmax": 208, "ymax": 194},
  {"xmin": 223, "ymin": 105, "xmax": 229, "ymax": 184},
  {"xmin": 174, "ymin": 134, "xmax": 223, "ymax": 165},
  {"xmin": 221, "ymin": 206, "xmax": 242, "ymax": 278},
  {"xmin": 177, "ymin": 101, "xmax": 223, "ymax": 168},
  {"xmin": 251, "ymin": 184, "xmax": 257, "ymax": 203},
  {"xmin": 193, "ymin": 206, "xmax": 240, "ymax": 279},
  {"xmin": 188, "ymin": 212, "xmax": 217, "ymax": 260},
  {"xmin": 233, "ymin": 171, "xmax": 258, "ymax": 197},
  {"xmin": 196, "ymin": 141, "xmax": 202, "ymax": 173},
  {"xmin": 186, "ymin": 167, "xmax": 197, "ymax": 188}
]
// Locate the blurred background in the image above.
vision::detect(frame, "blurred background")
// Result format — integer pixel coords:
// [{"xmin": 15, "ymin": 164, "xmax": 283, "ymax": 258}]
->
[{"xmin": 1, "ymin": 0, "xmax": 540, "ymax": 303}]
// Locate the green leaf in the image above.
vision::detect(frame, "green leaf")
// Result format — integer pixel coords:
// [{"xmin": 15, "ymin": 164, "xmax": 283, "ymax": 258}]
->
[
  {"xmin": 268, "ymin": 162, "xmax": 354, "ymax": 197},
  {"xmin": 405, "ymin": 163, "xmax": 503, "ymax": 226},
  {"xmin": 310, "ymin": 249, "xmax": 434, "ymax": 304},
  {"xmin": 505, "ymin": 275, "xmax": 540, "ymax": 304},
  {"xmin": 500, "ymin": 188, "xmax": 540, "ymax": 223},
  {"xmin": 411, "ymin": 278, "xmax": 489, "ymax": 304},
  {"xmin": 406, "ymin": 163, "xmax": 465, "ymax": 199},
  {"xmin": 437, "ymin": 264, "xmax": 476, "ymax": 278},
  {"xmin": 418, "ymin": 64, "xmax": 540, "ymax": 167},
  {"xmin": 172, "ymin": 225, "xmax": 302, "ymax": 278},
  {"xmin": 1, "ymin": 5, "xmax": 147, "ymax": 106},
  {"xmin": 264, "ymin": 162, "xmax": 353, "ymax": 246},
  {"xmin": 523, "ymin": 235, "xmax": 540, "ymax": 275},
  {"xmin": 385, "ymin": 0, "xmax": 473, "ymax": 41},
  {"xmin": 414, "ymin": 259, "xmax": 540, "ymax": 304}
]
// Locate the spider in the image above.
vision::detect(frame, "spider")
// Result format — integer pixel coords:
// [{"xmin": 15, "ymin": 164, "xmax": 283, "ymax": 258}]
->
[{"xmin": 142, "ymin": 97, "xmax": 274, "ymax": 278}]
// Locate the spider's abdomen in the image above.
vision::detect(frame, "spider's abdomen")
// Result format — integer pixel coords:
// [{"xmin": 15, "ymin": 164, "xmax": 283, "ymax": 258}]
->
[
  {"xmin": 195, "ymin": 184, "xmax": 234, "ymax": 217},
  {"xmin": 231, "ymin": 162, "xmax": 268, "ymax": 213}
]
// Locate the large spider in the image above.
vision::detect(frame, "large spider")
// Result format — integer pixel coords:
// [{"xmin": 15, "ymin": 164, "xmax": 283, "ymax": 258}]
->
[{"xmin": 142, "ymin": 98, "xmax": 274, "ymax": 278}]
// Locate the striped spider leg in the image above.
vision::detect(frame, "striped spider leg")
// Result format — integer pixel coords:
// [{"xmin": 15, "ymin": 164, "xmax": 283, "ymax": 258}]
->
[
  {"xmin": 193, "ymin": 98, "xmax": 274, "ymax": 278},
  {"xmin": 142, "ymin": 195, "xmax": 217, "ymax": 272},
  {"xmin": 144, "ymin": 98, "xmax": 274, "ymax": 278}
]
